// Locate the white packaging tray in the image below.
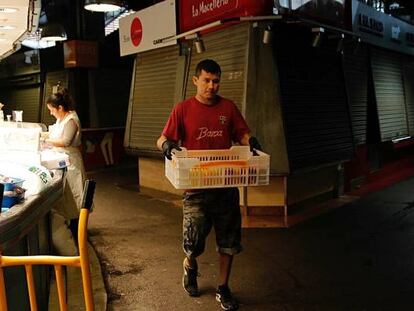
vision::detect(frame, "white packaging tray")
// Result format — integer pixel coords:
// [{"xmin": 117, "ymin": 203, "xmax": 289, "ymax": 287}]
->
[{"xmin": 165, "ymin": 146, "xmax": 270, "ymax": 189}]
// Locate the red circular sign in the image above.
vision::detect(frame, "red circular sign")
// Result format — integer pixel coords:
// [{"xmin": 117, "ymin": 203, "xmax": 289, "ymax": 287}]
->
[{"xmin": 130, "ymin": 17, "xmax": 143, "ymax": 47}]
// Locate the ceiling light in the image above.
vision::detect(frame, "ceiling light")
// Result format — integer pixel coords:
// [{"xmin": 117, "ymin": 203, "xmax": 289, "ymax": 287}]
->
[
  {"xmin": 40, "ymin": 23, "xmax": 67, "ymax": 42},
  {"xmin": 263, "ymin": 25, "xmax": 273, "ymax": 45},
  {"xmin": 22, "ymin": 31, "xmax": 56, "ymax": 49},
  {"xmin": 194, "ymin": 35, "xmax": 205, "ymax": 54},
  {"xmin": 84, "ymin": 0, "xmax": 122, "ymax": 12},
  {"xmin": 0, "ymin": 25, "xmax": 16, "ymax": 30},
  {"xmin": 336, "ymin": 34, "xmax": 345, "ymax": 54},
  {"xmin": 22, "ymin": 38, "xmax": 56, "ymax": 49},
  {"xmin": 0, "ymin": 8, "xmax": 19, "ymax": 13},
  {"xmin": 311, "ymin": 27, "xmax": 324, "ymax": 48}
]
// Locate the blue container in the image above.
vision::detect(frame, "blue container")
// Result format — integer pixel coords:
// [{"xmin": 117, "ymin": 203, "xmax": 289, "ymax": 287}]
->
[{"xmin": 1, "ymin": 178, "xmax": 24, "ymax": 208}]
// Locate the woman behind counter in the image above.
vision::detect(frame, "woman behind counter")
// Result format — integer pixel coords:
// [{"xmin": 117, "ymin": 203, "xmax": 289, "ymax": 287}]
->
[{"xmin": 42, "ymin": 87, "xmax": 86, "ymax": 255}]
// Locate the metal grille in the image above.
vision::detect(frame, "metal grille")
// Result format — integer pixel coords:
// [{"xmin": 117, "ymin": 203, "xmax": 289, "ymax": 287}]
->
[
  {"xmin": 343, "ymin": 42, "xmax": 368, "ymax": 145},
  {"xmin": 403, "ymin": 59, "xmax": 414, "ymax": 136},
  {"xmin": 128, "ymin": 45, "xmax": 180, "ymax": 151},
  {"xmin": 277, "ymin": 28, "xmax": 353, "ymax": 171},
  {"xmin": 371, "ymin": 48, "xmax": 408, "ymax": 141},
  {"xmin": 184, "ymin": 23, "xmax": 249, "ymax": 113},
  {"xmin": 1, "ymin": 86, "xmax": 41, "ymax": 122}
]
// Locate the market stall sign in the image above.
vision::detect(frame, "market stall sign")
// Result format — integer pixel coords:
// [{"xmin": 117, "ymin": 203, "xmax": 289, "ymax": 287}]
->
[
  {"xmin": 352, "ymin": 0, "xmax": 414, "ymax": 56},
  {"xmin": 179, "ymin": 0, "xmax": 273, "ymax": 33},
  {"xmin": 63, "ymin": 40, "xmax": 98, "ymax": 68},
  {"xmin": 119, "ymin": 0, "xmax": 176, "ymax": 56}
]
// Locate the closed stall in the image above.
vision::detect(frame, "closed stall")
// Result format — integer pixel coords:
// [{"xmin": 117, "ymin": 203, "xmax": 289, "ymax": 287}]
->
[
  {"xmin": 126, "ymin": 46, "xmax": 181, "ymax": 152},
  {"xmin": 276, "ymin": 25, "xmax": 354, "ymax": 172},
  {"xmin": 370, "ymin": 48, "xmax": 408, "ymax": 141},
  {"xmin": 0, "ymin": 74, "xmax": 42, "ymax": 123},
  {"xmin": 343, "ymin": 42, "xmax": 369, "ymax": 146},
  {"xmin": 402, "ymin": 57, "xmax": 414, "ymax": 136}
]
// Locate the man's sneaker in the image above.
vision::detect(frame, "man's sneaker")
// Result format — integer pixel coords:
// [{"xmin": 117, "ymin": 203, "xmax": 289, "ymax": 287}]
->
[
  {"xmin": 182, "ymin": 259, "xmax": 199, "ymax": 296},
  {"xmin": 216, "ymin": 285, "xmax": 239, "ymax": 310}
]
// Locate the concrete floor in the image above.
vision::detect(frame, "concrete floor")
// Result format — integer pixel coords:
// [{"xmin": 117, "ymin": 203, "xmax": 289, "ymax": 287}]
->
[{"xmin": 86, "ymin": 160, "xmax": 414, "ymax": 311}]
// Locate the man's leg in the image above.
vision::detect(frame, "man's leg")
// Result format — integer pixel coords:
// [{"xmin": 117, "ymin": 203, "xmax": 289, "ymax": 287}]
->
[
  {"xmin": 183, "ymin": 256, "xmax": 199, "ymax": 296},
  {"xmin": 218, "ymin": 253, "xmax": 233, "ymax": 286},
  {"xmin": 182, "ymin": 191, "xmax": 211, "ymax": 297},
  {"xmin": 216, "ymin": 253, "xmax": 238, "ymax": 310},
  {"xmin": 214, "ymin": 188, "xmax": 241, "ymax": 310}
]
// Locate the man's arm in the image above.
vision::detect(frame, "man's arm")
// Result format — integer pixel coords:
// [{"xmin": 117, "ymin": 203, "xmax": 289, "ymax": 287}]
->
[
  {"xmin": 240, "ymin": 132, "xmax": 263, "ymax": 153},
  {"xmin": 240, "ymin": 133, "xmax": 250, "ymax": 146},
  {"xmin": 157, "ymin": 135, "xmax": 168, "ymax": 151},
  {"xmin": 157, "ymin": 135, "xmax": 181, "ymax": 160}
]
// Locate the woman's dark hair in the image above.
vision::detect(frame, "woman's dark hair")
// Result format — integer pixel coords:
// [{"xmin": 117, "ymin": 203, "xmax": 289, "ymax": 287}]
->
[
  {"xmin": 46, "ymin": 84, "xmax": 74, "ymax": 111},
  {"xmin": 195, "ymin": 59, "xmax": 221, "ymax": 77}
]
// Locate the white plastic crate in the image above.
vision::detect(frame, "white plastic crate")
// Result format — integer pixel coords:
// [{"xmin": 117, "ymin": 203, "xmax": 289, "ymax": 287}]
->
[{"xmin": 165, "ymin": 146, "xmax": 270, "ymax": 189}]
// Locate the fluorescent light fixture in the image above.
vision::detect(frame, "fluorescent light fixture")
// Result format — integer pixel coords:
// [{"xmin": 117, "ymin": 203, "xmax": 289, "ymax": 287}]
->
[
  {"xmin": 0, "ymin": 25, "xmax": 16, "ymax": 30},
  {"xmin": 84, "ymin": 0, "xmax": 122, "ymax": 12},
  {"xmin": 0, "ymin": 7, "xmax": 19, "ymax": 13}
]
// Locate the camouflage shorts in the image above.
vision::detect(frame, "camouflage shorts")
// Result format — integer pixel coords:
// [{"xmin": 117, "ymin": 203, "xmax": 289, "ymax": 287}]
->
[{"xmin": 182, "ymin": 188, "xmax": 242, "ymax": 258}]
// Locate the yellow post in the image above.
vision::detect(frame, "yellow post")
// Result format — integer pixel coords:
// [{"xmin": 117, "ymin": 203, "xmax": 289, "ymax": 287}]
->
[
  {"xmin": 54, "ymin": 265, "xmax": 67, "ymax": 311},
  {"xmin": 0, "ymin": 266, "xmax": 8, "ymax": 311},
  {"xmin": 25, "ymin": 265, "xmax": 38, "ymax": 311},
  {"xmin": 78, "ymin": 209, "xmax": 94, "ymax": 311}
]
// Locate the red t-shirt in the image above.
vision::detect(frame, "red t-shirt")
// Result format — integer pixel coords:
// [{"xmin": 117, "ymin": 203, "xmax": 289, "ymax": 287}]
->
[{"xmin": 162, "ymin": 96, "xmax": 250, "ymax": 150}]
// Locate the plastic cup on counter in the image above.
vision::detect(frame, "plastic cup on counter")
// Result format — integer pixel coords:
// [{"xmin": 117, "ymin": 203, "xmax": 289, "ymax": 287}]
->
[{"xmin": 12, "ymin": 110, "xmax": 23, "ymax": 122}]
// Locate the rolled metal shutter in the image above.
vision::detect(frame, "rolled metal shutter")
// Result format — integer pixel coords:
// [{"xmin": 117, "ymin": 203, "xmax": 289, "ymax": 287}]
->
[
  {"xmin": 128, "ymin": 45, "xmax": 180, "ymax": 151},
  {"xmin": 184, "ymin": 23, "xmax": 249, "ymax": 113},
  {"xmin": 42, "ymin": 70, "xmax": 69, "ymax": 126},
  {"xmin": 343, "ymin": 42, "xmax": 368, "ymax": 145},
  {"xmin": 370, "ymin": 48, "xmax": 407, "ymax": 141},
  {"xmin": 403, "ymin": 58, "xmax": 414, "ymax": 136},
  {"xmin": 9, "ymin": 87, "xmax": 41, "ymax": 122},
  {"xmin": 0, "ymin": 74, "xmax": 41, "ymax": 122},
  {"xmin": 276, "ymin": 26, "xmax": 353, "ymax": 172}
]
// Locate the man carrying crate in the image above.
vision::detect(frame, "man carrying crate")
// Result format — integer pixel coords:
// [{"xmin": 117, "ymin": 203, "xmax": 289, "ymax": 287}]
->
[{"xmin": 157, "ymin": 59, "xmax": 262, "ymax": 311}]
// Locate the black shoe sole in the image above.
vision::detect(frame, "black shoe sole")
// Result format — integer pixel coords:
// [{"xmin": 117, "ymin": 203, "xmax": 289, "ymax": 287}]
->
[
  {"xmin": 182, "ymin": 279, "xmax": 199, "ymax": 297},
  {"xmin": 216, "ymin": 294, "xmax": 239, "ymax": 310},
  {"xmin": 182, "ymin": 260, "xmax": 199, "ymax": 297}
]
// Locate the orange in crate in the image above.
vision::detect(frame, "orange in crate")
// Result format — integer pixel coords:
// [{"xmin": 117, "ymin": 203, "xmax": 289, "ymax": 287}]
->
[{"xmin": 165, "ymin": 146, "xmax": 270, "ymax": 189}]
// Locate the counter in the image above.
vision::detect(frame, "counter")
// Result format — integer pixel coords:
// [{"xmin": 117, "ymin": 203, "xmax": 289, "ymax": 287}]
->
[{"xmin": 0, "ymin": 172, "xmax": 63, "ymax": 310}]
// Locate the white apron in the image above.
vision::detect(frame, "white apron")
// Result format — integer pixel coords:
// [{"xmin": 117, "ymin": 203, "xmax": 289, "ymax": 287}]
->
[{"xmin": 49, "ymin": 111, "xmax": 86, "ymax": 220}]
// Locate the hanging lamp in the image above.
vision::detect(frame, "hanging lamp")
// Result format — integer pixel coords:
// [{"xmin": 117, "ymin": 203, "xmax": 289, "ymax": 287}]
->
[{"xmin": 84, "ymin": 0, "xmax": 123, "ymax": 12}]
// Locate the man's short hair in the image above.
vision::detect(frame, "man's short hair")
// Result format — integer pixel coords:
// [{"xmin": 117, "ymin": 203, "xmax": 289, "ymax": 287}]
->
[{"xmin": 195, "ymin": 59, "xmax": 221, "ymax": 77}]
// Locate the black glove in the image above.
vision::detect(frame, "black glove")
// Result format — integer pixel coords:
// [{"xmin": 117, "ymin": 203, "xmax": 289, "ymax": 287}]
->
[
  {"xmin": 249, "ymin": 137, "xmax": 262, "ymax": 155},
  {"xmin": 162, "ymin": 140, "xmax": 181, "ymax": 160}
]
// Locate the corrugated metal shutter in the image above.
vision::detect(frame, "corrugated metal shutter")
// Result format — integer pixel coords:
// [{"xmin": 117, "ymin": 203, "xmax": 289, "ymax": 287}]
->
[
  {"xmin": 276, "ymin": 26, "xmax": 353, "ymax": 172},
  {"xmin": 343, "ymin": 42, "xmax": 368, "ymax": 145},
  {"xmin": 0, "ymin": 87, "xmax": 41, "ymax": 122},
  {"xmin": 184, "ymin": 23, "xmax": 249, "ymax": 113},
  {"xmin": 129, "ymin": 45, "xmax": 180, "ymax": 151},
  {"xmin": 9, "ymin": 87, "xmax": 41, "ymax": 122},
  {"xmin": 403, "ymin": 58, "xmax": 414, "ymax": 136},
  {"xmin": 0, "ymin": 74, "xmax": 41, "ymax": 122},
  {"xmin": 42, "ymin": 70, "xmax": 69, "ymax": 126},
  {"xmin": 370, "ymin": 48, "xmax": 407, "ymax": 141}
]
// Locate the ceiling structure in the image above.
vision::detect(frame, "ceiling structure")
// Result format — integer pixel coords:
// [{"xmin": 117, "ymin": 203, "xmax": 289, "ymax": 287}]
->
[
  {"xmin": 1, "ymin": 0, "xmax": 413, "ymax": 61},
  {"xmin": 0, "ymin": 0, "xmax": 40, "ymax": 60}
]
